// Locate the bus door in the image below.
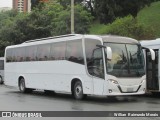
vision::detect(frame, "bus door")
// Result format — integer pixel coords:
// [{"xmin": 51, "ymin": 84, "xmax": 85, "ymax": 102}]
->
[
  {"xmin": 146, "ymin": 49, "xmax": 159, "ymax": 91},
  {"xmin": 85, "ymin": 39, "xmax": 105, "ymax": 95},
  {"xmin": 91, "ymin": 48, "xmax": 105, "ymax": 95}
]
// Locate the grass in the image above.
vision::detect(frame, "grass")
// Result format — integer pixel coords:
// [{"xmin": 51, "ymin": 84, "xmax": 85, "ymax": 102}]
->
[
  {"xmin": 89, "ymin": 1, "xmax": 160, "ymax": 38},
  {"xmin": 89, "ymin": 21, "xmax": 108, "ymax": 35},
  {"xmin": 137, "ymin": 1, "xmax": 160, "ymax": 38}
]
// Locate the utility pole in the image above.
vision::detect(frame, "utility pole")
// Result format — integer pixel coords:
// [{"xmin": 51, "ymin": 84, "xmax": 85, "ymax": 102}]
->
[{"xmin": 71, "ymin": 0, "xmax": 74, "ymax": 34}]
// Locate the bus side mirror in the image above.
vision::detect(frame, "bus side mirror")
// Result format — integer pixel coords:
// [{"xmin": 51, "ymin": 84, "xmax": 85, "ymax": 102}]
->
[
  {"xmin": 105, "ymin": 47, "xmax": 112, "ymax": 60},
  {"xmin": 149, "ymin": 49, "xmax": 155, "ymax": 61}
]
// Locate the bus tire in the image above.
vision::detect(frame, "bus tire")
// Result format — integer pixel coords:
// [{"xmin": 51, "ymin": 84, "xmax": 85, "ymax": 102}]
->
[
  {"xmin": 0, "ymin": 76, "xmax": 3, "ymax": 84},
  {"xmin": 19, "ymin": 78, "xmax": 32, "ymax": 93},
  {"xmin": 73, "ymin": 81, "xmax": 86, "ymax": 100}
]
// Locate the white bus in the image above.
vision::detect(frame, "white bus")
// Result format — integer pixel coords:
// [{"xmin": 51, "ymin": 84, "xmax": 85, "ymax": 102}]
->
[
  {"xmin": 0, "ymin": 57, "xmax": 4, "ymax": 84},
  {"xmin": 4, "ymin": 34, "xmax": 155, "ymax": 100},
  {"xmin": 141, "ymin": 38, "xmax": 160, "ymax": 93}
]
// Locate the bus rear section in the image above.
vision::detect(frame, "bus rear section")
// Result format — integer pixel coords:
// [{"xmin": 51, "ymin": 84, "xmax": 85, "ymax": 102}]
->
[{"xmin": 0, "ymin": 57, "xmax": 4, "ymax": 84}]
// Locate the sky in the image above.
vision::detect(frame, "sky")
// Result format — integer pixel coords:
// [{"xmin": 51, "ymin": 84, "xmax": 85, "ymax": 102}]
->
[{"xmin": 0, "ymin": 0, "xmax": 12, "ymax": 8}]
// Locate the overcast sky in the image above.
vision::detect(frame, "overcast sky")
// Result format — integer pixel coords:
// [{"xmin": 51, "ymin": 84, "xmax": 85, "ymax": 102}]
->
[{"xmin": 0, "ymin": 0, "xmax": 12, "ymax": 8}]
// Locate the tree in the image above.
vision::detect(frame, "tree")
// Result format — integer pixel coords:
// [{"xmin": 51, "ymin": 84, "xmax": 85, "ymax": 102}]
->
[
  {"xmin": 84, "ymin": 0, "xmax": 95, "ymax": 16},
  {"xmin": 0, "ymin": 0, "xmax": 93, "ymax": 56},
  {"xmin": 47, "ymin": 2, "xmax": 93, "ymax": 35},
  {"xmin": 31, "ymin": 0, "xmax": 40, "ymax": 9},
  {"xmin": 94, "ymin": 0, "xmax": 118, "ymax": 23},
  {"xmin": 115, "ymin": 0, "xmax": 152, "ymax": 17},
  {"xmin": 31, "ymin": 0, "xmax": 49, "ymax": 9},
  {"xmin": 94, "ymin": 0, "xmax": 154, "ymax": 24},
  {"xmin": 0, "ymin": 10, "xmax": 21, "ymax": 56},
  {"xmin": 104, "ymin": 15, "xmax": 155, "ymax": 40}
]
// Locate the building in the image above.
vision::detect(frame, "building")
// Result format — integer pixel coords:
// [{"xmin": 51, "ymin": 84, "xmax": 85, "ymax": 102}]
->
[{"xmin": 13, "ymin": 0, "xmax": 31, "ymax": 12}]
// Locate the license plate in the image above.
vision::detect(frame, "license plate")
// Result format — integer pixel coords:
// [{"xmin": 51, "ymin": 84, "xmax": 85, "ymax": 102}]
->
[{"xmin": 127, "ymin": 88, "xmax": 133, "ymax": 92}]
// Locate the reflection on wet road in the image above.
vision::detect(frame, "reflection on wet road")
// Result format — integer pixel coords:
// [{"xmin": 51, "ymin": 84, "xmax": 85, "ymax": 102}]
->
[
  {"xmin": 0, "ymin": 85, "xmax": 160, "ymax": 120},
  {"xmin": 1, "ymin": 85, "xmax": 160, "ymax": 111}
]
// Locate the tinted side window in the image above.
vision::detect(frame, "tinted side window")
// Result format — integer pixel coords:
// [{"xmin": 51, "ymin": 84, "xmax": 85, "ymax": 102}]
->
[
  {"xmin": 66, "ymin": 40, "xmax": 84, "ymax": 64},
  {"xmin": 50, "ymin": 42, "xmax": 66, "ymax": 60},
  {"xmin": 0, "ymin": 60, "xmax": 4, "ymax": 70},
  {"xmin": 12, "ymin": 49, "xmax": 16, "ymax": 62},
  {"xmin": 85, "ymin": 39, "xmax": 104, "ymax": 79},
  {"xmin": 15, "ymin": 47, "xmax": 26, "ymax": 62},
  {"xmin": 25, "ymin": 46, "xmax": 37, "ymax": 61},
  {"xmin": 37, "ymin": 44, "xmax": 50, "ymax": 61},
  {"xmin": 6, "ymin": 49, "xmax": 12, "ymax": 62}
]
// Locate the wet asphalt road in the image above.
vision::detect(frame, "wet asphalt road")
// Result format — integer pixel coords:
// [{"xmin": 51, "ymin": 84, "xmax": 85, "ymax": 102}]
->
[{"xmin": 0, "ymin": 85, "xmax": 160, "ymax": 120}]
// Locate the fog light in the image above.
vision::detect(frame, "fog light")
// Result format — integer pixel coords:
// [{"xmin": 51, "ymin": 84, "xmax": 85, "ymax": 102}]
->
[{"xmin": 109, "ymin": 89, "xmax": 112, "ymax": 93}]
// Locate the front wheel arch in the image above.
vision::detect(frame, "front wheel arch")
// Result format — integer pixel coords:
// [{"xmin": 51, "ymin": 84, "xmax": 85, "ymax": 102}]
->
[{"xmin": 71, "ymin": 79, "xmax": 86, "ymax": 100}]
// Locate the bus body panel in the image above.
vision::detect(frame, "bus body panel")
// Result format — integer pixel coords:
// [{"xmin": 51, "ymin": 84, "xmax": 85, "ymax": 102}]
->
[
  {"xmin": 4, "ymin": 34, "xmax": 146, "ymax": 97},
  {"xmin": 5, "ymin": 60, "xmax": 94, "ymax": 94}
]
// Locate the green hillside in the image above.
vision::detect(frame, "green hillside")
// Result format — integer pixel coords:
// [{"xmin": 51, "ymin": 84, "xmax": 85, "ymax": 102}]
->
[
  {"xmin": 89, "ymin": 22, "xmax": 107, "ymax": 35},
  {"xmin": 137, "ymin": 1, "xmax": 160, "ymax": 38},
  {"xmin": 89, "ymin": 1, "xmax": 160, "ymax": 39}
]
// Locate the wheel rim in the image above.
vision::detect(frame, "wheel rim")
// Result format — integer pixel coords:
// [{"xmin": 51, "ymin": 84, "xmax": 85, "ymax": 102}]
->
[
  {"xmin": 20, "ymin": 80, "xmax": 25, "ymax": 91},
  {"xmin": 75, "ymin": 85, "xmax": 82, "ymax": 97}
]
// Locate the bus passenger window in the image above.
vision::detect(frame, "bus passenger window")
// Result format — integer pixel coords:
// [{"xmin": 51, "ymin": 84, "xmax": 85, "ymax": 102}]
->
[
  {"xmin": 6, "ymin": 49, "xmax": 12, "ymax": 62},
  {"xmin": 50, "ymin": 42, "xmax": 66, "ymax": 60},
  {"xmin": 37, "ymin": 44, "xmax": 50, "ymax": 61},
  {"xmin": 15, "ymin": 47, "xmax": 25, "ymax": 62},
  {"xmin": 25, "ymin": 46, "xmax": 37, "ymax": 61},
  {"xmin": 66, "ymin": 40, "xmax": 84, "ymax": 64}
]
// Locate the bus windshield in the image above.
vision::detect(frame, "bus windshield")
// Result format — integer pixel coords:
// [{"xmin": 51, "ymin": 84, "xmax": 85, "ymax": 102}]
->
[{"xmin": 104, "ymin": 43, "xmax": 145, "ymax": 77}]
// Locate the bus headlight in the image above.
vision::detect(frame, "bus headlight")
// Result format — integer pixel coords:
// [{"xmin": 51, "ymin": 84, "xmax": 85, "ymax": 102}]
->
[{"xmin": 109, "ymin": 79, "xmax": 119, "ymax": 84}]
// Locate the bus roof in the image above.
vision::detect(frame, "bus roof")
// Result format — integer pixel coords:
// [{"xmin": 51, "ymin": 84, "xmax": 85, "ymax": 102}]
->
[
  {"xmin": 23, "ymin": 34, "xmax": 76, "ymax": 43},
  {"xmin": 140, "ymin": 38, "xmax": 160, "ymax": 49},
  {"xmin": 83, "ymin": 34, "xmax": 139, "ymax": 44},
  {"xmin": 101, "ymin": 35, "xmax": 139, "ymax": 44},
  {"xmin": 6, "ymin": 34, "xmax": 139, "ymax": 49}
]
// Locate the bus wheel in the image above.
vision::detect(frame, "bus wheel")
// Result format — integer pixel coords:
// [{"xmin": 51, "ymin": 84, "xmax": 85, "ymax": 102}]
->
[
  {"xmin": 0, "ymin": 76, "xmax": 3, "ymax": 84},
  {"xmin": 19, "ymin": 78, "xmax": 32, "ymax": 93},
  {"xmin": 73, "ymin": 81, "xmax": 86, "ymax": 100}
]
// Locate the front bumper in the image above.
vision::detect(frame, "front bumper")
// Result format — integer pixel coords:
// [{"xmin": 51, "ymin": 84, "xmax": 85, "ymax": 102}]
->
[{"xmin": 103, "ymin": 79, "xmax": 146, "ymax": 96}]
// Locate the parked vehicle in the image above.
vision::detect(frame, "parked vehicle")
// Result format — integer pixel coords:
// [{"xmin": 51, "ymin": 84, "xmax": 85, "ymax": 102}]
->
[
  {"xmin": 141, "ymin": 39, "xmax": 160, "ymax": 93},
  {"xmin": 0, "ymin": 57, "xmax": 4, "ymax": 84},
  {"xmin": 4, "ymin": 34, "xmax": 155, "ymax": 99}
]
